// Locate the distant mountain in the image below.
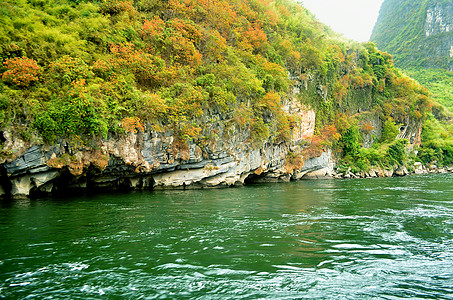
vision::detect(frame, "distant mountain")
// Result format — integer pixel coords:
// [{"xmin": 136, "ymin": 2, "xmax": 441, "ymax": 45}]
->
[
  {"xmin": 371, "ymin": 0, "xmax": 453, "ymax": 110},
  {"xmin": 371, "ymin": 0, "xmax": 453, "ymax": 71}
]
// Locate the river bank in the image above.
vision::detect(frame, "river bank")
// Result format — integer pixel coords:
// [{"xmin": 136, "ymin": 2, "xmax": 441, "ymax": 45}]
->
[
  {"xmin": 1, "ymin": 139, "xmax": 449, "ymax": 200},
  {"xmin": 307, "ymin": 162, "xmax": 453, "ymax": 180}
]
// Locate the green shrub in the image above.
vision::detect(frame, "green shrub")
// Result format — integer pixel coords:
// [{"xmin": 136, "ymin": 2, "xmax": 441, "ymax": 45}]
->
[
  {"xmin": 48, "ymin": 56, "xmax": 94, "ymax": 85},
  {"xmin": 387, "ymin": 139, "xmax": 407, "ymax": 166},
  {"xmin": 359, "ymin": 147, "xmax": 387, "ymax": 167},
  {"xmin": 380, "ymin": 118, "xmax": 399, "ymax": 143},
  {"xmin": 341, "ymin": 125, "xmax": 361, "ymax": 157},
  {"xmin": 250, "ymin": 118, "xmax": 269, "ymax": 145},
  {"xmin": 34, "ymin": 93, "xmax": 108, "ymax": 143}
]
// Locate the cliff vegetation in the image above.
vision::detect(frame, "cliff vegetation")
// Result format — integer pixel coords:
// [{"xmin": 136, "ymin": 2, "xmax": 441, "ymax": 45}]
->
[{"xmin": 371, "ymin": 0, "xmax": 453, "ymax": 168}]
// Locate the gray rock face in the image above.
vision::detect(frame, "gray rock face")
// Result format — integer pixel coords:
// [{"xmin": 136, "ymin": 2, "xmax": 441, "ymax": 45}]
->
[
  {"xmin": 1, "ymin": 137, "xmax": 331, "ymax": 198},
  {"xmin": 300, "ymin": 151, "xmax": 333, "ymax": 174},
  {"xmin": 0, "ymin": 97, "xmax": 335, "ymax": 198},
  {"xmin": 4, "ymin": 146, "xmax": 50, "ymax": 175},
  {"xmin": 372, "ymin": 0, "xmax": 453, "ymax": 71},
  {"xmin": 1, "ymin": 145, "xmax": 59, "ymax": 198},
  {"xmin": 425, "ymin": 2, "xmax": 453, "ymax": 37}
]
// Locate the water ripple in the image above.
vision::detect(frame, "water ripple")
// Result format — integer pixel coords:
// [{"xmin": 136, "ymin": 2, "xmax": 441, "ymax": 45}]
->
[{"xmin": 1, "ymin": 176, "xmax": 453, "ymax": 298}]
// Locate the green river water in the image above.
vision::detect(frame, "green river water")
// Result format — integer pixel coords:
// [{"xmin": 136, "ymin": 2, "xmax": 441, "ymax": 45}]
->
[{"xmin": 1, "ymin": 174, "xmax": 453, "ymax": 299}]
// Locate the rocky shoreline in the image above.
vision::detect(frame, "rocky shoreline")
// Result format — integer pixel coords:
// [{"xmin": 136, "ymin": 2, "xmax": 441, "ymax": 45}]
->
[
  {"xmin": 319, "ymin": 162, "xmax": 453, "ymax": 180},
  {"xmin": 0, "ymin": 144, "xmax": 331, "ymax": 199},
  {"xmin": 1, "ymin": 137, "xmax": 449, "ymax": 200}
]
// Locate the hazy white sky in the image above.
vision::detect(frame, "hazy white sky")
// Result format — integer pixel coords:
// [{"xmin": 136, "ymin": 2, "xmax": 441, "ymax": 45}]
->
[{"xmin": 300, "ymin": 0, "xmax": 385, "ymax": 42}]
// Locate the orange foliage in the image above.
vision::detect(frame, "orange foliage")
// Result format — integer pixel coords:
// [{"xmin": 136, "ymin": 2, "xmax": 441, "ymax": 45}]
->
[
  {"xmin": 107, "ymin": 43, "xmax": 166, "ymax": 86},
  {"xmin": 141, "ymin": 16, "xmax": 165, "ymax": 40},
  {"xmin": 360, "ymin": 122, "xmax": 374, "ymax": 134},
  {"xmin": 327, "ymin": 44, "xmax": 345, "ymax": 63},
  {"xmin": 142, "ymin": 17, "xmax": 203, "ymax": 67},
  {"xmin": 170, "ymin": 0, "xmax": 237, "ymax": 37},
  {"xmin": 121, "ymin": 117, "xmax": 145, "ymax": 133},
  {"xmin": 263, "ymin": 9, "xmax": 279, "ymax": 27},
  {"xmin": 126, "ymin": 92, "xmax": 170, "ymax": 124},
  {"xmin": 169, "ymin": 18, "xmax": 203, "ymax": 43},
  {"xmin": 278, "ymin": 39, "xmax": 300, "ymax": 68},
  {"xmin": 334, "ymin": 113, "xmax": 351, "ymax": 134},
  {"xmin": 415, "ymin": 94, "xmax": 432, "ymax": 118},
  {"xmin": 91, "ymin": 59, "xmax": 112, "ymax": 76},
  {"xmin": 69, "ymin": 79, "xmax": 88, "ymax": 98},
  {"xmin": 304, "ymin": 125, "xmax": 340, "ymax": 158},
  {"xmin": 377, "ymin": 79, "xmax": 386, "ymax": 93},
  {"xmin": 256, "ymin": 91, "xmax": 280, "ymax": 112},
  {"xmin": 179, "ymin": 123, "xmax": 202, "ymax": 140},
  {"xmin": 234, "ymin": 0, "xmax": 258, "ymax": 22},
  {"xmin": 383, "ymin": 103, "xmax": 393, "ymax": 116},
  {"xmin": 238, "ymin": 24, "xmax": 268, "ymax": 53},
  {"xmin": 284, "ymin": 151, "xmax": 305, "ymax": 173},
  {"xmin": 277, "ymin": 4, "xmax": 291, "ymax": 17},
  {"xmin": 321, "ymin": 125, "xmax": 341, "ymax": 145},
  {"xmin": 304, "ymin": 135, "xmax": 324, "ymax": 158},
  {"xmin": 299, "ymin": 39, "xmax": 323, "ymax": 70},
  {"xmin": 167, "ymin": 35, "xmax": 202, "ymax": 66},
  {"xmin": 258, "ymin": 55, "xmax": 285, "ymax": 75},
  {"xmin": 394, "ymin": 104, "xmax": 408, "ymax": 120},
  {"xmin": 249, "ymin": 0, "xmax": 279, "ymax": 27},
  {"xmin": 276, "ymin": 112, "xmax": 293, "ymax": 142},
  {"xmin": 340, "ymin": 75, "xmax": 350, "ymax": 89},
  {"xmin": 232, "ymin": 103, "xmax": 253, "ymax": 127},
  {"xmin": 166, "ymin": 85, "xmax": 204, "ymax": 122},
  {"xmin": 391, "ymin": 76, "xmax": 416, "ymax": 97},
  {"xmin": 350, "ymin": 74, "xmax": 365, "ymax": 88},
  {"xmin": 254, "ymin": 54, "xmax": 287, "ymax": 91},
  {"xmin": 48, "ymin": 56, "xmax": 93, "ymax": 84},
  {"xmin": 412, "ymin": 110, "xmax": 423, "ymax": 120},
  {"xmin": 2, "ymin": 57, "xmax": 41, "ymax": 87},
  {"xmin": 144, "ymin": 93, "xmax": 168, "ymax": 115}
]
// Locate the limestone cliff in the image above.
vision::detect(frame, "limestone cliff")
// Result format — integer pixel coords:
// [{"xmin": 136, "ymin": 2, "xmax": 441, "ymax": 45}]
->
[
  {"xmin": 371, "ymin": 0, "xmax": 453, "ymax": 71},
  {"xmin": 0, "ymin": 94, "xmax": 331, "ymax": 199}
]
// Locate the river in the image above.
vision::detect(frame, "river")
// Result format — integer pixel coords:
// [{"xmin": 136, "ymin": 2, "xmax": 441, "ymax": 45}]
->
[{"xmin": 1, "ymin": 174, "xmax": 453, "ymax": 299}]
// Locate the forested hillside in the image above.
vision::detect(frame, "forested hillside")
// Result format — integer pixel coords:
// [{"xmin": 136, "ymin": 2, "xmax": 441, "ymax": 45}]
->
[
  {"xmin": 0, "ymin": 0, "xmax": 443, "ymax": 197},
  {"xmin": 371, "ymin": 0, "xmax": 453, "ymax": 167},
  {"xmin": 372, "ymin": 0, "xmax": 453, "ymax": 71}
]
